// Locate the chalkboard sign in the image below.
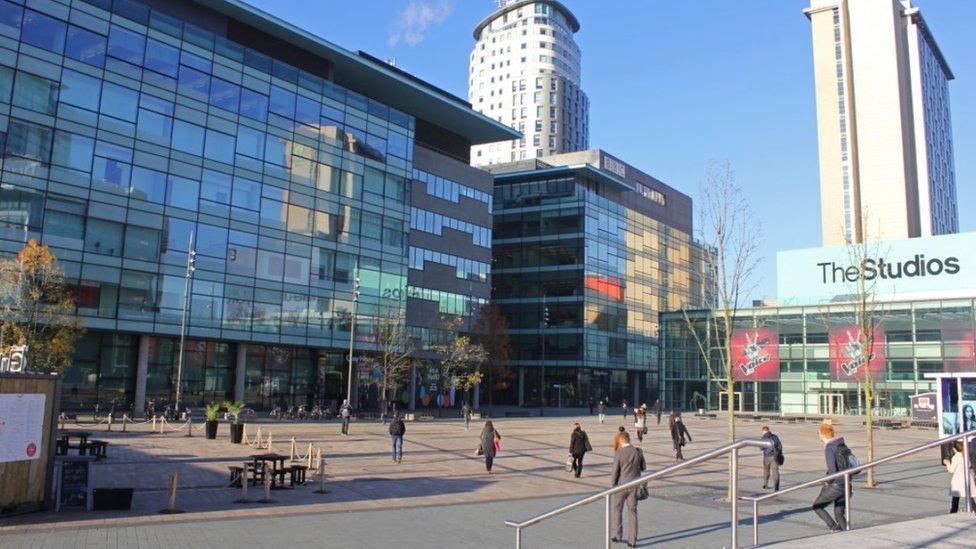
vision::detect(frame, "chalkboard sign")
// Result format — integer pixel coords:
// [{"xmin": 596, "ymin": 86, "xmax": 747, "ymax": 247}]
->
[{"xmin": 56, "ymin": 457, "xmax": 93, "ymax": 511}]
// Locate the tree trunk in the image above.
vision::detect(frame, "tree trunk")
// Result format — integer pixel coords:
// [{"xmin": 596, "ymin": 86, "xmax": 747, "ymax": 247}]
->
[{"xmin": 865, "ymin": 382, "xmax": 876, "ymax": 487}]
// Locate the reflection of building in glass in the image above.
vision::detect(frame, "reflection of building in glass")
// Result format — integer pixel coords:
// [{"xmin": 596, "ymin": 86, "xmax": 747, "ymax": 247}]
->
[
  {"xmin": 0, "ymin": 0, "xmax": 515, "ymax": 412},
  {"xmin": 489, "ymin": 150, "xmax": 711, "ymax": 408},
  {"xmin": 661, "ymin": 298, "xmax": 976, "ymax": 415}
]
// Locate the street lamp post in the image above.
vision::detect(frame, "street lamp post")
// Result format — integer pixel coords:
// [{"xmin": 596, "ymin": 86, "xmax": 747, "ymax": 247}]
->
[
  {"xmin": 540, "ymin": 296, "xmax": 549, "ymax": 416},
  {"xmin": 345, "ymin": 264, "xmax": 361, "ymax": 408},
  {"xmin": 174, "ymin": 231, "xmax": 195, "ymax": 415}
]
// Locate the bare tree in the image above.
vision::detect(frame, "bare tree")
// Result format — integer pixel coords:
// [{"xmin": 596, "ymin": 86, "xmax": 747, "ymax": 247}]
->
[
  {"xmin": 680, "ymin": 163, "xmax": 762, "ymax": 496},
  {"xmin": 0, "ymin": 240, "xmax": 83, "ymax": 373},
  {"xmin": 375, "ymin": 307, "xmax": 414, "ymax": 414},
  {"xmin": 434, "ymin": 316, "xmax": 488, "ymax": 399}
]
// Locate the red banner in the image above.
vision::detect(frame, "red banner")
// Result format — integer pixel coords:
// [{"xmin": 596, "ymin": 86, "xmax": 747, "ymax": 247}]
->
[
  {"xmin": 731, "ymin": 328, "xmax": 780, "ymax": 381},
  {"xmin": 829, "ymin": 326, "xmax": 885, "ymax": 381},
  {"xmin": 943, "ymin": 322, "xmax": 976, "ymax": 372}
]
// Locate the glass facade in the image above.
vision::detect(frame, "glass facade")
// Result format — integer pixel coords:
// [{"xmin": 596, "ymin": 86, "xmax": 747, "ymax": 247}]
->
[
  {"xmin": 660, "ymin": 298, "xmax": 976, "ymax": 416},
  {"xmin": 491, "ymin": 155, "xmax": 709, "ymax": 407},
  {"xmin": 0, "ymin": 0, "xmax": 512, "ymax": 411}
]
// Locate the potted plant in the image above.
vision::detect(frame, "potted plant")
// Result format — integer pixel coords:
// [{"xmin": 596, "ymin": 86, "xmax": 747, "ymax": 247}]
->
[
  {"xmin": 204, "ymin": 402, "xmax": 221, "ymax": 439},
  {"xmin": 223, "ymin": 400, "xmax": 246, "ymax": 443}
]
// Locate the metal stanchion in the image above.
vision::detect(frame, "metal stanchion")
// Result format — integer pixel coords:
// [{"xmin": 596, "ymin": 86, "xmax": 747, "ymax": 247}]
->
[
  {"xmin": 753, "ymin": 500, "xmax": 759, "ymax": 546},
  {"xmin": 234, "ymin": 462, "xmax": 252, "ymax": 504},
  {"xmin": 158, "ymin": 473, "xmax": 185, "ymax": 514},
  {"xmin": 306, "ymin": 443, "xmax": 314, "ymax": 468},
  {"xmin": 604, "ymin": 494, "xmax": 611, "ymax": 549},
  {"xmin": 963, "ymin": 434, "xmax": 973, "ymax": 513},
  {"xmin": 844, "ymin": 473, "xmax": 852, "ymax": 530},
  {"xmin": 289, "ymin": 437, "xmax": 297, "ymax": 460},
  {"xmin": 313, "ymin": 459, "xmax": 330, "ymax": 494},
  {"xmin": 107, "ymin": 413, "xmax": 113, "ymax": 431},
  {"xmin": 730, "ymin": 449, "xmax": 739, "ymax": 548},
  {"xmin": 122, "ymin": 414, "xmax": 127, "ymax": 432},
  {"xmin": 258, "ymin": 466, "xmax": 276, "ymax": 503},
  {"xmin": 185, "ymin": 416, "xmax": 193, "ymax": 437}
]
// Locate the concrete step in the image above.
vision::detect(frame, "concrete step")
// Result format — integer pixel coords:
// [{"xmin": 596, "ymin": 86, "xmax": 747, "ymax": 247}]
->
[{"xmin": 763, "ymin": 513, "xmax": 976, "ymax": 548}]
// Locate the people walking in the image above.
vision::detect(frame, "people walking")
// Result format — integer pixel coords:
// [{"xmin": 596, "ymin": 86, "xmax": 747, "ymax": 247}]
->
[
  {"xmin": 622, "ymin": 400, "xmax": 629, "ymax": 419},
  {"xmin": 669, "ymin": 413, "xmax": 691, "ymax": 460},
  {"xmin": 597, "ymin": 400, "xmax": 606, "ymax": 424},
  {"xmin": 589, "ymin": 398, "xmax": 594, "ymax": 416},
  {"xmin": 654, "ymin": 399, "xmax": 662, "ymax": 425},
  {"xmin": 569, "ymin": 423, "xmax": 592, "ymax": 478},
  {"xmin": 339, "ymin": 399, "xmax": 352, "ymax": 436},
  {"xmin": 610, "ymin": 431, "xmax": 646, "ymax": 548},
  {"xmin": 479, "ymin": 421, "xmax": 501, "ymax": 474},
  {"xmin": 943, "ymin": 440, "xmax": 976, "ymax": 513},
  {"xmin": 613, "ymin": 426, "xmax": 627, "ymax": 452},
  {"xmin": 634, "ymin": 407, "xmax": 647, "ymax": 444},
  {"xmin": 461, "ymin": 402, "xmax": 472, "ymax": 430},
  {"xmin": 760, "ymin": 425, "xmax": 783, "ymax": 491},
  {"xmin": 389, "ymin": 412, "xmax": 406, "ymax": 463},
  {"xmin": 811, "ymin": 423, "xmax": 850, "ymax": 532}
]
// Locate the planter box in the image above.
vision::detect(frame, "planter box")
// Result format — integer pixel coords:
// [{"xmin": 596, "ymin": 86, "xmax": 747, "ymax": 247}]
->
[
  {"xmin": 205, "ymin": 420, "xmax": 218, "ymax": 439},
  {"xmin": 92, "ymin": 488, "xmax": 133, "ymax": 510},
  {"xmin": 229, "ymin": 423, "xmax": 244, "ymax": 444}
]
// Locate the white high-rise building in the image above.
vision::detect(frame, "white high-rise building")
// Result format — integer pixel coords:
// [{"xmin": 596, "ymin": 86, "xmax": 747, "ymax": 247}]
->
[
  {"xmin": 469, "ymin": 0, "xmax": 589, "ymax": 166},
  {"xmin": 806, "ymin": 0, "xmax": 958, "ymax": 246}
]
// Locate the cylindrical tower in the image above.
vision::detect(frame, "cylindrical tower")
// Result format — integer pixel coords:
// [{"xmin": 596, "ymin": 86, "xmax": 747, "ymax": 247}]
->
[{"xmin": 469, "ymin": 0, "xmax": 589, "ymax": 166}]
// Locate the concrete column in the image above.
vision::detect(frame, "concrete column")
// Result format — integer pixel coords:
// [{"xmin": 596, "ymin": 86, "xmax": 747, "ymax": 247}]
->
[
  {"xmin": 631, "ymin": 372, "xmax": 640, "ymax": 407},
  {"xmin": 473, "ymin": 382, "xmax": 481, "ymax": 409},
  {"xmin": 518, "ymin": 367, "xmax": 525, "ymax": 407},
  {"xmin": 133, "ymin": 335, "xmax": 150, "ymax": 416},
  {"xmin": 409, "ymin": 364, "xmax": 417, "ymax": 410},
  {"xmin": 233, "ymin": 343, "xmax": 247, "ymax": 403}
]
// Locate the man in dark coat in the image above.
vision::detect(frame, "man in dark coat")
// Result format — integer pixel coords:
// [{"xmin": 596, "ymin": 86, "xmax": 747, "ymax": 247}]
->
[
  {"xmin": 670, "ymin": 414, "xmax": 692, "ymax": 460},
  {"xmin": 760, "ymin": 425, "xmax": 783, "ymax": 490},
  {"xmin": 569, "ymin": 423, "xmax": 591, "ymax": 478},
  {"xmin": 654, "ymin": 399, "xmax": 662, "ymax": 425},
  {"xmin": 610, "ymin": 431, "xmax": 646, "ymax": 547},
  {"xmin": 811, "ymin": 423, "xmax": 849, "ymax": 531}
]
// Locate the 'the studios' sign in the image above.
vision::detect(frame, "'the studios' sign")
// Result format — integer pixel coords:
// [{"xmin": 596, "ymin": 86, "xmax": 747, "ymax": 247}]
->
[
  {"xmin": 777, "ymin": 232, "xmax": 976, "ymax": 304},
  {"xmin": 0, "ymin": 345, "xmax": 28, "ymax": 373}
]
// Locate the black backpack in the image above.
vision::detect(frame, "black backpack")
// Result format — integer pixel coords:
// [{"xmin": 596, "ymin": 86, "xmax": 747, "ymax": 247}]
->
[
  {"xmin": 389, "ymin": 419, "xmax": 405, "ymax": 436},
  {"xmin": 835, "ymin": 443, "xmax": 860, "ymax": 476},
  {"xmin": 772, "ymin": 434, "xmax": 785, "ymax": 466}
]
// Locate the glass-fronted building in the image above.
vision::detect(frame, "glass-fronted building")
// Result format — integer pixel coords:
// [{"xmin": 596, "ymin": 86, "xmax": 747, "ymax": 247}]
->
[
  {"xmin": 489, "ymin": 150, "xmax": 710, "ymax": 408},
  {"xmin": 660, "ymin": 298, "xmax": 976, "ymax": 416},
  {"xmin": 0, "ymin": 0, "xmax": 516, "ymax": 411}
]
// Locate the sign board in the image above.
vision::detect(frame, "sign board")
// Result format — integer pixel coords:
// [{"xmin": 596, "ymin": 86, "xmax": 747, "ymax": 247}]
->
[
  {"xmin": 777, "ymin": 232, "xmax": 976, "ymax": 304},
  {"xmin": 829, "ymin": 326, "xmax": 885, "ymax": 381},
  {"xmin": 0, "ymin": 345, "xmax": 28, "ymax": 373},
  {"xmin": 55, "ymin": 457, "xmax": 94, "ymax": 511},
  {"xmin": 0, "ymin": 393, "xmax": 45, "ymax": 463},
  {"xmin": 910, "ymin": 392, "xmax": 937, "ymax": 422},
  {"xmin": 730, "ymin": 327, "xmax": 780, "ymax": 381}
]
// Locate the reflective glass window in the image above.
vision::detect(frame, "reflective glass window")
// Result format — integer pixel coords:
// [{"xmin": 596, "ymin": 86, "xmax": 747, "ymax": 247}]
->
[
  {"xmin": 260, "ymin": 198, "xmax": 286, "ymax": 230},
  {"xmin": 43, "ymin": 197, "xmax": 85, "ymax": 239},
  {"xmin": 66, "ymin": 25, "xmax": 106, "ymax": 67},
  {"xmin": 93, "ymin": 156, "xmax": 131, "ymax": 188},
  {"xmin": 21, "ymin": 10, "xmax": 66, "ymax": 53},
  {"xmin": 0, "ymin": 65, "xmax": 11, "ymax": 103},
  {"xmin": 180, "ymin": 50, "xmax": 211, "ymax": 73},
  {"xmin": 52, "ymin": 131, "xmax": 94, "ymax": 172},
  {"xmin": 107, "ymin": 25, "xmax": 145, "ymax": 64},
  {"xmin": 124, "ymin": 225, "xmax": 160, "ymax": 261},
  {"xmin": 166, "ymin": 176, "xmax": 199, "ymax": 210},
  {"xmin": 235, "ymin": 126, "xmax": 264, "ymax": 159},
  {"xmin": 210, "ymin": 78, "xmax": 240, "ymax": 112},
  {"xmin": 130, "ymin": 166, "xmax": 166, "ymax": 202},
  {"xmin": 177, "ymin": 66, "xmax": 210, "ymax": 102},
  {"xmin": 59, "ymin": 69, "xmax": 101, "ymax": 111},
  {"xmin": 144, "ymin": 39, "xmax": 179, "ymax": 77},
  {"xmin": 201, "ymin": 170, "xmax": 232, "ymax": 204},
  {"xmin": 101, "ymin": 82, "xmax": 139, "ymax": 122},
  {"xmin": 269, "ymin": 86, "xmax": 295, "ymax": 119},
  {"xmin": 204, "ymin": 129, "xmax": 235, "ymax": 164},
  {"xmin": 264, "ymin": 134, "xmax": 288, "ymax": 166},
  {"xmin": 85, "ymin": 218, "xmax": 123, "ymax": 256},
  {"xmin": 5, "ymin": 120, "xmax": 53, "ymax": 163},
  {"xmin": 137, "ymin": 108, "xmax": 173, "ymax": 144},
  {"xmin": 296, "ymin": 96, "xmax": 318, "ymax": 125},
  {"xmin": 172, "ymin": 120, "xmax": 204, "ymax": 156},
  {"xmin": 0, "ymin": 1, "xmax": 22, "ymax": 39},
  {"xmin": 232, "ymin": 177, "xmax": 260, "ymax": 210},
  {"xmin": 163, "ymin": 217, "xmax": 195, "ymax": 253},
  {"xmin": 196, "ymin": 224, "xmax": 227, "ymax": 257},
  {"xmin": 240, "ymin": 88, "xmax": 268, "ymax": 122},
  {"xmin": 13, "ymin": 72, "xmax": 57, "ymax": 115}
]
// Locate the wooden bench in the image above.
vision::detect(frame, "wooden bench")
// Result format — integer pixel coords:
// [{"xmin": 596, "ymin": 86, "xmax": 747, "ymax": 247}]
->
[
  {"xmin": 228, "ymin": 466, "xmax": 245, "ymax": 487},
  {"xmin": 505, "ymin": 411, "xmax": 532, "ymax": 418},
  {"xmin": 86, "ymin": 440, "xmax": 109, "ymax": 459},
  {"xmin": 289, "ymin": 465, "xmax": 308, "ymax": 486}
]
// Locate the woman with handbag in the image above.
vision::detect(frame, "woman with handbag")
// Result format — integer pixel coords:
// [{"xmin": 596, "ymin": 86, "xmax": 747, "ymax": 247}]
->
[
  {"xmin": 634, "ymin": 408, "xmax": 647, "ymax": 444},
  {"xmin": 479, "ymin": 421, "xmax": 501, "ymax": 474},
  {"xmin": 569, "ymin": 423, "xmax": 592, "ymax": 478}
]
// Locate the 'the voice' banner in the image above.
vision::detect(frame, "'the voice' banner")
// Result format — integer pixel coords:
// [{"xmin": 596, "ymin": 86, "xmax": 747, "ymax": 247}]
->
[
  {"xmin": 829, "ymin": 326, "xmax": 885, "ymax": 381},
  {"xmin": 731, "ymin": 328, "xmax": 780, "ymax": 381}
]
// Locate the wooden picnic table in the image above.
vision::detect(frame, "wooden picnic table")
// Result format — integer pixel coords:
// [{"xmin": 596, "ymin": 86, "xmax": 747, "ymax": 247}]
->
[
  {"xmin": 58, "ymin": 431, "xmax": 92, "ymax": 455},
  {"xmin": 250, "ymin": 453, "xmax": 289, "ymax": 488}
]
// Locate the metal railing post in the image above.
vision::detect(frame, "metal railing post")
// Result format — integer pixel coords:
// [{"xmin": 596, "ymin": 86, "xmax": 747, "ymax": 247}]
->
[
  {"xmin": 515, "ymin": 526, "xmax": 521, "ymax": 549},
  {"xmin": 730, "ymin": 449, "xmax": 739, "ymax": 548},
  {"xmin": 964, "ymin": 434, "xmax": 973, "ymax": 513},
  {"xmin": 844, "ymin": 473, "xmax": 852, "ymax": 530},
  {"xmin": 604, "ymin": 494, "xmax": 611, "ymax": 549},
  {"xmin": 752, "ymin": 500, "xmax": 759, "ymax": 546}
]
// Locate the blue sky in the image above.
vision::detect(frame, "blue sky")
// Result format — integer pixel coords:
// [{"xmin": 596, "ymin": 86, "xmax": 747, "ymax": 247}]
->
[{"xmin": 247, "ymin": 0, "xmax": 975, "ymax": 300}]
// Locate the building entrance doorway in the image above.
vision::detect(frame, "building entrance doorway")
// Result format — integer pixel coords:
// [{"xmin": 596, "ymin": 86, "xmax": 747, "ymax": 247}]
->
[
  {"xmin": 718, "ymin": 391, "xmax": 744, "ymax": 412},
  {"xmin": 819, "ymin": 393, "xmax": 845, "ymax": 415}
]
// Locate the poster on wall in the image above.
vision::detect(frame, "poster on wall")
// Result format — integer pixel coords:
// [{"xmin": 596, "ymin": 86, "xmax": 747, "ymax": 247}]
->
[
  {"xmin": 730, "ymin": 327, "xmax": 780, "ymax": 381},
  {"xmin": 943, "ymin": 322, "xmax": 976, "ymax": 372},
  {"xmin": 961, "ymin": 378, "xmax": 976, "ymax": 433},
  {"xmin": 910, "ymin": 392, "xmax": 937, "ymax": 422},
  {"xmin": 829, "ymin": 326, "xmax": 885, "ymax": 381},
  {"xmin": 0, "ymin": 393, "xmax": 45, "ymax": 463},
  {"xmin": 940, "ymin": 378, "xmax": 960, "ymax": 436}
]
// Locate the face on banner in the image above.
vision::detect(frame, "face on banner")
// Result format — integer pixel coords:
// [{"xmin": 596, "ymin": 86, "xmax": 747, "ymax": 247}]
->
[
  {"xmin": 943, "ymin": 322, "xmax": 976, "ymax": 373},
  {"xmin": 730, "ymin": 328, "xmax": 779, "ymax": 381},
  {"xmin": 829, "ymin": 326, "xmax": 885, "ymax": 381}
]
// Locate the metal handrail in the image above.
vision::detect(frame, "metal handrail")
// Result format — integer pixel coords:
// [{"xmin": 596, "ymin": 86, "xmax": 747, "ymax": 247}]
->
[
  {"xmin": 504, "ymin": 438, "xmax": 773, "ymax": 548},
  {"xmin": 739, "ymin": 428, "xmax": 976, "ymax": 546}
]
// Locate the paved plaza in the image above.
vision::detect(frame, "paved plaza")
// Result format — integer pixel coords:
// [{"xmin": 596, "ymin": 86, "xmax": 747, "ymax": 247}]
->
[{"xmin": 0, "ymin": 413, "xmax": 968, "ymax": 547}]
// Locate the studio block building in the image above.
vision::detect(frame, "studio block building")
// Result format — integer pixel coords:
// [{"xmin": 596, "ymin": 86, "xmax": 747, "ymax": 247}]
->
[{"xmin": 0, "ymin": 0, "xmax": 517, "ymax": 412}]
